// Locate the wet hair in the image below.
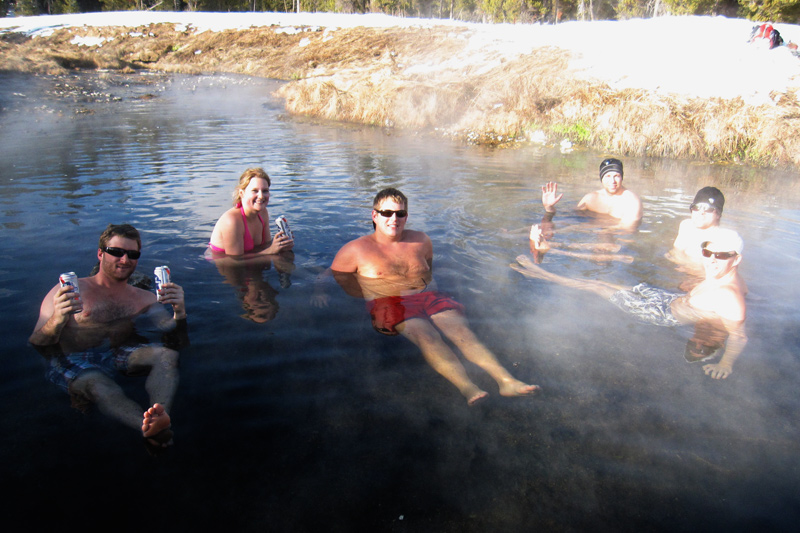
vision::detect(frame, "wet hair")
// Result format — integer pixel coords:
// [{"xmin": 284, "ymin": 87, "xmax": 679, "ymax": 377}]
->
[
  {"xmin": 691, "ymin": 186, "xmax": 724, "ymax": 215},
  {"xmin": 98, "ymin": 223, "xmax": 141, "ymax": 251},
  {"xmin": 373, "ymin": 187, "xmax": 408, "ymax": 210},
  {"xmin": 599, "ymin": 158, "xmax": 624, "ymax": 180},
  {"xmin": 233, "ymin": 168, "xmax": 271, "ymax": 206},
  {"xmin": 372, "ymin": 188, "xmax": 408, "ymax": 230}
]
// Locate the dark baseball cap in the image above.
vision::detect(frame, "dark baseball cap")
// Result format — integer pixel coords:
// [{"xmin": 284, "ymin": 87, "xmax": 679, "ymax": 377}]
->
[{"xmin": 691, "ymin": 187, "xmax": 724, "ymax": 213}]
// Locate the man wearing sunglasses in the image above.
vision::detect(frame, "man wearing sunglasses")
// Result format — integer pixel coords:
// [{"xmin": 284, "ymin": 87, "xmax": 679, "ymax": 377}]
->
[
  {"xmin": 314, "ymin": 188, "xmax": 539, "ymax": 405},
  {"xmin": 513, "ymin": 229, "xmax": 747, "ymax": 380},
  {"xmin": 670, "ymin": 186, "xmax": 726, "ymax": 266},
  {"xmin": 29, "ymin": 223, "xmax": 186, "ymax": 452}
]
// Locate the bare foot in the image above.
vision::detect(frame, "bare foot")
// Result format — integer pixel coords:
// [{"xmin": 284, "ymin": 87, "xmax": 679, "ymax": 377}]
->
[
  {"xmin": 529, "ymin": 225, "xmax": 551, "ymax": 252},
  {"xmin": 511, "ymin": 254, "xmax": 551, "ymax": 280},
  {"xmin": 499, "ymin": 379, "xmax": 541, "ymax": 398},
  {"xmin": 468, "ymin": 390, "xmax": 490, "ymax": 406},
  {"xmin": 142, "ymin": 403, "xmax": 172, "ymax": 447}
]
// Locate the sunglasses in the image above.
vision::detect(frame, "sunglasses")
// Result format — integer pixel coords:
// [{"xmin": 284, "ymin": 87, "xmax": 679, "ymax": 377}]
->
[
  {"xmin": 690, "ymin": 203, "xmax": 716, "ymax": 214},
  {"xmin": 701, "ymin": 247, "xmax": 736, "ymax": 260},
  {"xmin": 103, "ymin": 246, "xmax": 141, "ymax": 260},
  {"xmin": 375, "ymin": 209, "xmax": 408, "ymax": 218}
]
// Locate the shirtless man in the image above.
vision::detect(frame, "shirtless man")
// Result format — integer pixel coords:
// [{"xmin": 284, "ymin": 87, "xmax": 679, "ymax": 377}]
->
[
  {"xmin": 669, "ymin": 186, "xmax": 725, "ymax": 264},
  {"xmin": 542, "ymin": 158, "xmax": 643, "ymax": 228},
  {"xmin": 315, "ymin": 188, "xmax": 539, "ymax": 405},
  {"xmin": 512, "ymin": 229, "xmax": 747, "ymax": 379},
  {"xmin": 30, "ymin": 224, "xmax": 187, "ymax": 451}
]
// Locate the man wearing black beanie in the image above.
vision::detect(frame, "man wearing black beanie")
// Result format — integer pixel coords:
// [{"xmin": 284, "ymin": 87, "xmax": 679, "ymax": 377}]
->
[
  {"xmin": 670, "ymin": 186, "xmax": 727, "ymax": 266},
  {"xmin": 541, "ymin": 157, "xmax": 642, "ymax": 228}
]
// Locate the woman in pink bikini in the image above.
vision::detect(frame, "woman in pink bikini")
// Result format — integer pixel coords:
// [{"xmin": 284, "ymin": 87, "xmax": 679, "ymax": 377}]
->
[
  {"xmin": 208, "ymin": 168, "xmax": 295, "ymax": 322},
  {"xmin": 208, "ymin": 168, "xmax": 293, "ymax": 256}
]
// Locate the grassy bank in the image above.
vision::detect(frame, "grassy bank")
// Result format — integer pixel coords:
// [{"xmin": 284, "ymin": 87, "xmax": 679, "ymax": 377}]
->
[{"xmin": 2, "ymin": 22, "xmax": 798, "ymax": 168}]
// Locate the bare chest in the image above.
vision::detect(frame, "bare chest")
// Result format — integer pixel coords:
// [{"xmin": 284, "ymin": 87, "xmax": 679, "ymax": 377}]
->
[{"xmin": 75, "ymin": 298, "xmax": 140, "ymax": 325}]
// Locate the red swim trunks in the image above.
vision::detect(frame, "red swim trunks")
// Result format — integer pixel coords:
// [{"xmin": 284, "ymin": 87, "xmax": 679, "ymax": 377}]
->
[{"xmin": 366, "ymin": 291, "xmax": 464, "ymax": 336}]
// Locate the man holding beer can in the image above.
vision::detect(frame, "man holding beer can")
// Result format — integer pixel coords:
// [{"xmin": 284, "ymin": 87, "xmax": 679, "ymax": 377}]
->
[{"xmin": 30, "ymin": 223, "xmax": 187, "ymax": 453}]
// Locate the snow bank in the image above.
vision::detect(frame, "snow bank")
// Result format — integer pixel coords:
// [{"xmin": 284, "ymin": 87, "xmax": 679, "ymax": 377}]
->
[{"xmin": 2, "ymin": 11, "xmax": 799, "ymax": 104}]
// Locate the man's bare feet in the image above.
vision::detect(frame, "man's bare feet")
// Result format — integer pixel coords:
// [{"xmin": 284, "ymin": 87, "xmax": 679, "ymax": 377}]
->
[
  {"xmin": 511, "ymin": 254, "xmax": 548, "ymax": 279},
  {"xmin": 467, "ymin": 390, "xmax": 490, "ymax": 406},
  {"xmin": 142, "ymin": 403, "xmax": 172, "ymax": 447},
  {"xmin": 498, "ymin": 379, "xmax": 540, "ymax": 398}
]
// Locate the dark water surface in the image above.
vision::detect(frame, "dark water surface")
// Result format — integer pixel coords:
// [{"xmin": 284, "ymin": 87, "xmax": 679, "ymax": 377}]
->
[{"xmin": 2, "ymin": 71, "xmax": 799, "ymax": 531}]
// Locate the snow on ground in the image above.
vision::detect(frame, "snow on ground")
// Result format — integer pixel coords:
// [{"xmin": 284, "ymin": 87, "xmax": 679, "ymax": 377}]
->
[{"xmin": 2, "ymin": 11, "xmax": 799, "ymax": 104}]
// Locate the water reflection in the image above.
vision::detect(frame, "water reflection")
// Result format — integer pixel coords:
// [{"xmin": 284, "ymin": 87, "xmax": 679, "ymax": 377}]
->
[
  {"xmin": 211, "ymin": 255, "xmax": 294, "ymax": 323},
  {"xmin": 3, "ymin": 71, "xmax": 800, "ymax": 530}
]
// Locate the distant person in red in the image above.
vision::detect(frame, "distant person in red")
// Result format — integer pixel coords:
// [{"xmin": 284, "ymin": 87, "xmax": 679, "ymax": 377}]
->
[{"xmin": 749, "ymin": 22, "xmax": 783, "ymax": 49}]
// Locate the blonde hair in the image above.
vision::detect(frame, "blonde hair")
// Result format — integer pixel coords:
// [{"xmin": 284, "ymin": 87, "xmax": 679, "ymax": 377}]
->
[{"xmin": 233, "ymin": 168, "xmax": 271, "ymax": 206}]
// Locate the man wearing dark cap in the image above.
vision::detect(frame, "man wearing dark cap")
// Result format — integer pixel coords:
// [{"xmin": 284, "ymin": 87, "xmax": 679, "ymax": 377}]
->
[
  {"xmin": 670, "ymin": 186, "xmax": 726, "ymax": 265},
  {"xmin": 512, "ymin": 229, "xmax": 747, "ymax": 380},
  {"xmin": 541, "ymin": 157, "xmax": 642, "ymax": 228}
]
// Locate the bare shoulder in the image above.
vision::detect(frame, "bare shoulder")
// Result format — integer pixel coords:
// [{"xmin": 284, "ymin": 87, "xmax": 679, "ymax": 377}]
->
[
  {"xmin": 217, "ymin": 207, "xmax": 242, "ymax": 228},
  {"xmin": 331, "ymin": 235, "xmax": 373, "ymax": 272},
  {"xmin": 622, "ymin": 188, "xmax": 641, "ymax": 200},
  {"xmin": 403, "ymin": 229, "xmax": 431, "ymax": 244},
  {"xmin": 124, "ymin": 283, "xmax": 158, "ymax": 307},
  {"xmin": 621, "ymin": 188, "xmax": 642, "ymax": 206},
  {"xmin": 577, "ymin": 190, "xmax": 599, "ymax": 208},
  {"xmin": 713, "ymin": 284, "xmax": 747, "ymax": 321}
]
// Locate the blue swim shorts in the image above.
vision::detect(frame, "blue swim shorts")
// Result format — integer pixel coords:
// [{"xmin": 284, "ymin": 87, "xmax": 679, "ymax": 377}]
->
[
  {"xmin": 45, "ymin": 344, "xmax": 153, "ymax": 394},
  {"xmin": 609, "ymin": 283, "xmax": 683, "ymax": 328}
]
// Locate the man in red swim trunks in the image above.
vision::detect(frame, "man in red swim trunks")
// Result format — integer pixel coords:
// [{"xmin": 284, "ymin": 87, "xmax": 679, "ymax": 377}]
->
[{"xmin": 315, "ymin": 188, "xmax": 539, "ymax": 405}]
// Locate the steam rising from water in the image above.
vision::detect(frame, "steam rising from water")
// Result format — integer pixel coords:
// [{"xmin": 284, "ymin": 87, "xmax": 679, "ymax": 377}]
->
[{"xmin": 2, "ymin": 71, "xmax": 800, "ymax": 530}]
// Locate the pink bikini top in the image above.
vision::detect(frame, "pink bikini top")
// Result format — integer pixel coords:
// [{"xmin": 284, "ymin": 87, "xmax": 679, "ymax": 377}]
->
[{"xmin": 209, "ymin": 204, "xmax": 267, "ymax": 254}]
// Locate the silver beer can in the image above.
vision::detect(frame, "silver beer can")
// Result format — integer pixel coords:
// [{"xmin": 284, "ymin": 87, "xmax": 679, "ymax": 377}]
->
[
  {"xmin": 154, "ymin": 265, "xmax": 171, "ymax": 302},
  {"xmin": 59, "ymin": 271, "xmax": 83, "ymax": 313},
  {"xmin": 275, "ymin": 215, "xmax": 294, "ymax": 241}
]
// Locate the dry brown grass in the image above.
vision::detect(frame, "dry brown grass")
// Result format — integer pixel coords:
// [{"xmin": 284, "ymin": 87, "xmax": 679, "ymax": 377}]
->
[{"xmin": 2, "ymin": 23, "xmax": 799, "ymax": 168}]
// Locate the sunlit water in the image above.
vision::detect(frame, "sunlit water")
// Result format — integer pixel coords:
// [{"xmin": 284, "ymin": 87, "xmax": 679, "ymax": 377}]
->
[{"xmin": 2, "ymin": 71, "xmax": 799, "ymax": 531}]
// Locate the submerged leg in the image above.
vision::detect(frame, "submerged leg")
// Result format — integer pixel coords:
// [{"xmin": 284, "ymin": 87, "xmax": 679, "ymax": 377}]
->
[
  {"xmin": 397, "ymin": 318, "xmax": 488, "ymax": 405},
  {"xmin": 69, "ymin": 371, "xmax": 148, "ymax": 432},
  {"xmin": 549, "ymin": 249, "xmax": 634, "ymax": 263},
  {"xmin": 511, "ymin": 254, "xmax": 625, "ymax": 299},
  {"xmin": 127, "ymin": 346, "xmax": 180, "ymax": 413},
  {"xmin": 430, "ymin": 310, "xmax": 540, "ymax": 398}
]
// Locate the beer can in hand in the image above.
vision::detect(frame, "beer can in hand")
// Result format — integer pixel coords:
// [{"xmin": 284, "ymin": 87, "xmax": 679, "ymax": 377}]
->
[
  {"xmin": 154, "ymin": 266, "xmax": 171, "ymax": 302},
  {"xmin": 59, "ymin": 271, "xmax": 83, "ymax": 313},
  {"xmin": 275, "ymin": 215, "xmax": 294, "ymax": 241}
]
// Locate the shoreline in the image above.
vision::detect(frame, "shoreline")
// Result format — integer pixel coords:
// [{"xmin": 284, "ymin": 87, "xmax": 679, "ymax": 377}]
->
[{"xmin": 2, "ymin": 13, "xmax": 799, "ymax": 168}]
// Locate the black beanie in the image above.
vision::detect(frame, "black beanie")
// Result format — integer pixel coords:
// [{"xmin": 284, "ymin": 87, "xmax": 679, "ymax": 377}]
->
[
  {"xmin": 599, "ymin": 158, "xmax": 624, "ymax": 180},
  {"xmin": 691, "ymin": 187, "xmax": 724, "ymax": 214}
]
